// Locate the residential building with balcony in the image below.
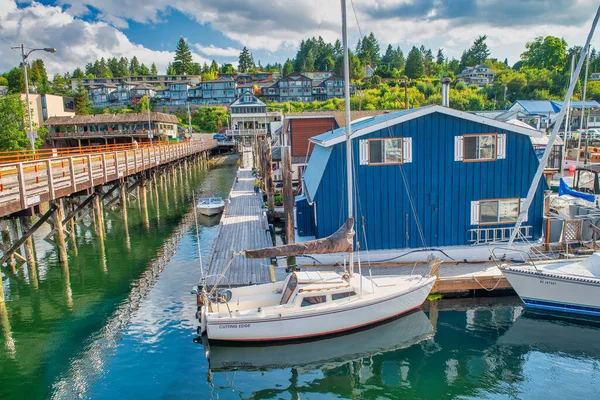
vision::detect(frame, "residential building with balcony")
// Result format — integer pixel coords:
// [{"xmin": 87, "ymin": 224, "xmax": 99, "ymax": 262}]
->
[
  {"xmin": 155, "ymin": 82, "xmax": 191, "ymax": 107},
  {"xmin": 457, "ymin": 65, "xmax": 496, "ymax": 87},
  {"xmin": 228, "ymin": 92, "xmax": 283, "ymax": 137},
  {"xmin": 188, "ymin": 77, "xmax": 237, "ymax": 106},
  {"xmin": 278, "ymin": 73, "xmax": 314, "ymax": 102},
  {"xmin": 71, "ymin": 74, "xmax": 200, "ymax": 91}
]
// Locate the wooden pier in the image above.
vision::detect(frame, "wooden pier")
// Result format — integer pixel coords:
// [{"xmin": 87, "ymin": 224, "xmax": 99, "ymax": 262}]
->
[{"xmin": 205, "ymin": 148, "xmax": 273, "ymax": 287}]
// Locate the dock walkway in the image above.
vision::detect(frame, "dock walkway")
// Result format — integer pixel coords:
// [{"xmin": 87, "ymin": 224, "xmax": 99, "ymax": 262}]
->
[{"xmin": 205, "ymin": 148, "xmax": 272, "ymax": 286}]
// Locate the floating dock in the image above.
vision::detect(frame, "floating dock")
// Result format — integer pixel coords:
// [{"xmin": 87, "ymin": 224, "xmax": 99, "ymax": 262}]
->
[{"xmin": 205, "ymin": 148, "xmax": 273, "ymax": 286}]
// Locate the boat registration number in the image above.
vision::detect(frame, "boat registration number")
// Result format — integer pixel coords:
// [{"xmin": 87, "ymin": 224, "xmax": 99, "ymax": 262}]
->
[
  {"xmin": 218, "ymin": 323, "xmax": 251, "ymax": 329},
  {"xmin": 539, "ymin": 279, "xmax": 556, "ymax": 286}
]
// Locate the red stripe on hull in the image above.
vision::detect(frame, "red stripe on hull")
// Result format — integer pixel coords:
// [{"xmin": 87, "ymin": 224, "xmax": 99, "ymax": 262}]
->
[{"xmin": 209, "ymin": 305, "xmax": 422, "ymax": 343}]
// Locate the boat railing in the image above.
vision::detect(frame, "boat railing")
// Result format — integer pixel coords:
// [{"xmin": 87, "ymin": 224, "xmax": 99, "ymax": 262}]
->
[{"xmin": 468, "ymin": 225, "xmax": 532, "ymax": 245}]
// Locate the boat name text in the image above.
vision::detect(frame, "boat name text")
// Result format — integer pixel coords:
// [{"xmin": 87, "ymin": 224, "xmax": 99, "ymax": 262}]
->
[{"xmin": 218, "ymin": 323, "xmax": 251, "ymax": 329}]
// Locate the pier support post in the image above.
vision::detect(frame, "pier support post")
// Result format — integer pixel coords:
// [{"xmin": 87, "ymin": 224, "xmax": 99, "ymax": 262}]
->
[
  {"xmin": 92, "ymin": 190, "xmax": 105, "ymax": 240},
  {"xmin": 282, "ymin": 146, "xmax": 296, "ymax": 270},
  {"xmin": 140, "ymin": 178, "xmax": 150, "ymax": 230},
  {"xmin": 20, "ymin": 216, "xmax": 39, "ymax": 289},
  {"xmin": 1, "ymin": 221, "xmax": 16, "ymax": 273},
  {"xmin": 52, "ymin": 199, "xmax": 69, "ymax": 266},
  {"xmin": 67, "ymin": 201, "xmax": 78, "ymax": 257},
  {"xmin": 0, "ymin": 270, "xmax": 4, "ymax": 303}
]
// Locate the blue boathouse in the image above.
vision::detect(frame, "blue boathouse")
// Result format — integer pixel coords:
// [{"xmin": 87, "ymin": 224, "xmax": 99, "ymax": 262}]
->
[{"xmin": 296, "ymin": 105, "xmax": 546, "ymax": 250}]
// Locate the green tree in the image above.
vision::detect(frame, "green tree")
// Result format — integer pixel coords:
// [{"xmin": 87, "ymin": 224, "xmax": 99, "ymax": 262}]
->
[
  {"xmin": 0, "ymin": 94, "xmax": 29, "ymax": 151},
  {"xmin": 357, "ymin": 32, "xmax": 381, "ymax": 66},
  {"xmin": 166, "ymin": 63, "xmax": 176, "ymax": 75},
  {"xmin": 150, "ymin": 62, "xmax": 158, "ymax": 75},
  {"xmin": 0, "ymin": 75, "xmax": 7, "ymax": 86},
  {"xmin": 470, "ymin": 35, "xmax": 490, "ymax": 64},
  {"xmin": 30, "ymin": 59, "xmax": 49, "ymax": 92},
  {"xmin": 405, "ymin": 46, "xmax": 425, "ymax": 79},
  {"xmin": 74, "ymin": 85, "xmax": 91, "ymax": 115},
  {"xmin": 129, "ymin": 56, "xmax": 141, "ymax": 76},
  {"xmin": 139, "ymin": 63, "xmax": 150, "ymax": 75},
  {"xmin": 220, "ymin": 63, "xmax": 235, "ymax": 74},
  {"xmin": 238, "ymin": 46, "xmax": 255, "ymax": 72},
  {"xmin": 521, "ymin": 36, "xmax": 567, "ymax": 71},
  {"xmin": 282, "ymin": 59, "xmax": 294, "ymax": 76},
  {"xmin": 117, "ymin": 57, "xmax": 129, "ymax": 76},
  {"xmin": 51, "ymin": 73, "xmax": 69, "ymax": 95},
  {"xmin": 174, "ymin": 37, "xmax": 193, "ymax": 74},
  {"xmin": 436, "ymin": 49, "xmax": 445, "ymax": 65},
  {"xmin": 72, "ymin": 68, "xmax": 85, "ymax": 79},
  {"xmin": 134, "ymin": 95, "xmax": 152, "ymax": 113},
  {"xmin": 6, "ymin": 67, "xmax": 25, "ymax": 93}
]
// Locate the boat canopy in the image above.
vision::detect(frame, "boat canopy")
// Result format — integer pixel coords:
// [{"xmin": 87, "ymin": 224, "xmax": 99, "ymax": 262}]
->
[{"xmin": 242, "ymin": 218, "xmax": 354, "ymax": 259}]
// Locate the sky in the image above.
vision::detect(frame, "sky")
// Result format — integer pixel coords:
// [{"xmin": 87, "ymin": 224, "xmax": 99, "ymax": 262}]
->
[{"xmin": 0, "ymin": 0, "xmax": 599, "ymax": 76}]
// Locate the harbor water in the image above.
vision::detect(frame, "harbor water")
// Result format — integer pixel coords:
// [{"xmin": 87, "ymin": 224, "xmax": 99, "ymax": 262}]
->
[{"xmin": 1, "ymin": 159, "xmax": 600, "ymax": 399}]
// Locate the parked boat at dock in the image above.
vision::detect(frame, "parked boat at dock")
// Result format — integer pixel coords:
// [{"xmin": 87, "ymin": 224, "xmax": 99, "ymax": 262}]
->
[
  {"xmin": 500, "ymin": 8, "xmax": 600, "ymax": 319},
  {"xmin": 197, "ymin": 196, "xmax": 225, "ymax": 216}
]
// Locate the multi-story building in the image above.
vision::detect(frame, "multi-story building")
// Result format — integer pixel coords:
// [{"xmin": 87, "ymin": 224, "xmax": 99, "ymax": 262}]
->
[
  {"xmin": 71, "ymin": 74, "xmax": 200, "ymax": 91},
  {"xmin": 227, "ymin": 92, "xmax": 282, "ymax": 137},
  {"xmin": 20, "ymin": 93, "xmax": 75, "ymax": 129},
  {"xmin": 155, "ymin": 82, "xmax": 191, "ymax": 108},
  {"xmin": 188, "ymin": 77, "xmax": 237, "ymax": 106},
  {"xmin": 456, "ymin": 65, "xmax": 496, "ymax": 87},
  {"xmin": 278, "ymin": 73, "xmax": 314, "ymax": 102}
]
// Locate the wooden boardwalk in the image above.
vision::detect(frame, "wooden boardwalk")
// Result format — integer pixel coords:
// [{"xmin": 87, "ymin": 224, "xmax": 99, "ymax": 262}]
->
[{"xmin": 205, "ymin": 148, "xmax": 273, "ymax": 286}]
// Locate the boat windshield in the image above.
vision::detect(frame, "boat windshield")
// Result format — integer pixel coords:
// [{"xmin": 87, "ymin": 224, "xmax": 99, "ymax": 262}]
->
[
  {"xmin": 280, "ymin": 274, "xmax": 298, "ymax": 305},
  {"xmin": 210, "ymin": 197, "xmax": 223, "ymax": 204}
]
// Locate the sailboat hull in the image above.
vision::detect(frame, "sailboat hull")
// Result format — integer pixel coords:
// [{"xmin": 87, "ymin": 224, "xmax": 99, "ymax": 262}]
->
[
  {"xmin": 204, "ymin": 276, "xmax": 436, "ymax": 343},
  {"xmin": 503, "ymin": 267, "xmax": 600, "ymax": 317}
]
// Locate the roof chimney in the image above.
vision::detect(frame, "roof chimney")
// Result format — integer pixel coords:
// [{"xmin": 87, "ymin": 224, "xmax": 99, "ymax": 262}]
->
[{"xmin": 441, "ymin": 77, "xmax": 451, "ymax": 107}]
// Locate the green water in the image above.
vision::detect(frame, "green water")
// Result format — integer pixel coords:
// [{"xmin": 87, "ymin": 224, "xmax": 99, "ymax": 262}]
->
[{"xmin": 1, "ymin": 159, "xmax": 600, "ymax": 399}]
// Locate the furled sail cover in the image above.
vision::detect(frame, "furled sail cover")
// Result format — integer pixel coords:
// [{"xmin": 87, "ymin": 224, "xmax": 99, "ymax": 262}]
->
[{"xmin": 242, "ymin": 218, "xmax": 354, "ymax": 259}]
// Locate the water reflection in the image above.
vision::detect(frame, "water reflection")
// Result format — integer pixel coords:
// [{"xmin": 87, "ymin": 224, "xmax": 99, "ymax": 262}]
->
[
  {"xmin": 205, "ymin": 310, "xmax": 434, "ymax": 373},
  {"xmin": 197, "ymin": 213, "xmax": 222, "ymax": 227}
]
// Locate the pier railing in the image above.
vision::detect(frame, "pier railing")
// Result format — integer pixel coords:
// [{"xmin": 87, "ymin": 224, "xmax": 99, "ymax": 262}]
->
[{"xmin": 0, "ymin": 140, "xmax": 217, "ymax": 218}]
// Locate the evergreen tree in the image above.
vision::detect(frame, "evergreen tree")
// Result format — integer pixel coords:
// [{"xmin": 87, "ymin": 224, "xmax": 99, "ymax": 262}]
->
[
  {"xmin": 405, "ymin": 46, "xmax": 425, "ymax": 79},
  {"xmin": 210, "ymin": 60, "xmax": 219, "ymax": 72},
  {"xmin": 436, "ymin": 49, "xmax": 445, "ymax": 65},
  {"xmin": 333, "ymin": 39, "xmax": 343, "ymax": 57},
  {"xmin": 72, "ymin": 68, "xmax": 85, "ymax": 79},
  {"xmin": 282, "ymin": 59, "xmax": 294, "ymax": 76},
  {"xmin": 470, "ymin": 35, "xmax": 491, "ymax": 64},
  {"xmin": 98, "ymin": 58, "xmax": 112, "ymax": 78},
  {"xmin": 117, "ymin": 57, "xmax": 129, "ymax": 76},
  {"xmin": 334, "ymin": 50, "xmax": 364, "ymax": 80},
  {"xmin": 357, "ymin": 32, "xmax": 381, "ymax": 66},
  {"xmin": 150, "ymin": 62, "xmax": 158, "ymax": 75},
  {"xmin": 238, "ymin": 46, "xmax": 255, "ymax": 72},
  {"xmin": 74, "ymin": 85, "xmax": 91, "ymax": 115},
  {"xmin": 166, "ymin": 63, "xmax": 176, "ymax": 75},
  {"xmin": 0, "ymin": 94, "xmax": 29, "ymax": 151},
  {"xmin": 129, "ymin": 56, "xmax": 141, "ymax": 76},
  {"xmin": 192, "ymin": 63, "xmax": 203, "ymax": 75},
  {"xmin": 84, "ymin": 62, "xmax": 95, "ymax": 76},
  {"xmin": 174, "ymin": 37, "xmax": 193, "ymax": 74},
  {"xmin": 220, "ymin": 63, "xmax": 235, "ymax": 74},
  {"xmin": 504, "ymin": 58, "xmax": 509, "ymax": 67},
  {"xmin": 107, "ymin": 57, "xmax": 119, "ymax": 77},
  {"xmin": 51, "ymin": 73, "xmax": 68, "ymax": 95},
  {"xmin": 139, "ymin": 63, "xmax": 150, "ymax": 75}
]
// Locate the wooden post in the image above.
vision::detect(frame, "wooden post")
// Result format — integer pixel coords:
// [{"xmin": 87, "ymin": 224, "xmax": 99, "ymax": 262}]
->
[
  {"xmin": 67, "ymin": 200, "xmax": 78, "ymax": 257},
  {"xmin": 52, "ymin": 199, "xmax": 69, "ymax": 266},
  {"xmin": 92, "ymin": 190, "xmax": 105, "ymax": 240},
  {"xmin": 19, "ymin": 216, "xmax": 39, "ymax": 288},
  {"xmin": 282, "ymin": 146, "xmax": 296, "ymax": 270},
  {"xmin": 1, "ymin": 221, "xmax": 16, "ymax": 273},
  {"xmin": 140, "ymin": 178, "xmax": 150, "ymax": 230},
  {"xmin": 265, "ymin": 139, "xmax": 275, "ymax": 211},
  {"xmin": 153, "ymin": 176, "xmax": 160, "ymax": 221},
  {"xmin": 0, "ymin": 269, "xmax": 4, "ymax": 303}
]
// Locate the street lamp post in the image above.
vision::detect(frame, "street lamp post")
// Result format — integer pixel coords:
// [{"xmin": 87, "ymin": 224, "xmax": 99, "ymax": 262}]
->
[{"xmin": 11, "ymin": 44, "xmax": 56, "ymax": 152}]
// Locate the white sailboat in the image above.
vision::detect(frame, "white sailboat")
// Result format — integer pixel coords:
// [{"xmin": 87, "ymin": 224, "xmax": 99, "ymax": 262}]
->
[
  {"xmin": 195, "ymin": 0, "xmax": 436, "ymax": 343},
  {"xmin": 500, "ymin": 7, "xmax": 600, "ymax": 318}
]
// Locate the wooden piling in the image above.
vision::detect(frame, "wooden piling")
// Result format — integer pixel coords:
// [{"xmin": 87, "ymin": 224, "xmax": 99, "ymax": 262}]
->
[
  {"xmin": 0, "ymin": 269, "xmax": 5, "ymax": 303},
  {"xmin": 140, "ymin": 178, "xmax": 150, "ymax": 230},
  {"xmin": 1, "ymin": 221, "xmax": 16, "ymax": 273},
  {"xmin": 52, "ymin": 199, "xmax": 69, "ymax": 266},
  {"xmin": 67, "ymin": 201, "xmax": 78, "ymax": 257},
  {"xmin": 20, "ymin": 216, "xmax": 39, "ymax": 289},
  {"xmin": 282, "ymin": 146, "xmax": 296, "ymax": 269},
  {"xmin": 92, "ymin": 190, "xmax": 105, "ymax": 240}
]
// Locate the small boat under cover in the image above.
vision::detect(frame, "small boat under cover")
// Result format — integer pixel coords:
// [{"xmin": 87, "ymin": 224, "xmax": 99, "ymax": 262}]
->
[{"xmin": 197, "ymin": 196, "xmax": 225, "ymax": 216}]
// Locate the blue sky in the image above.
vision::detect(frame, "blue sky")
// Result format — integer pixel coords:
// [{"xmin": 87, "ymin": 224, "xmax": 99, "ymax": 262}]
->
[{"xmin": 1, "ymin": 0, "xmax": 598, "ymax": 75}]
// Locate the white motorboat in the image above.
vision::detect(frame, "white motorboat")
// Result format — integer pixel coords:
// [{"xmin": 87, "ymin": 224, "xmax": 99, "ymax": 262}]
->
[
  {"xmin": 197, "ymin": 196, "xmax": 225, "ymax": 217},
  {"xmin": 195, "ymin": 0, "xmax": 437, "ymax": 343},
  {"xmin": 499, "ymin": 10, "xmax": 600, "ymax": 318},
  {"xmin": 502, "ymin": 255, "xmax": 600, "ymax": 317},
  {"xmin": 205, "ymin": 310, "xmax": 434, "ymax": 371}
]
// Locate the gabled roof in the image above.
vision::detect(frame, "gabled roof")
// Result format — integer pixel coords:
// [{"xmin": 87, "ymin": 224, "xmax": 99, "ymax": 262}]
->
[
  {"xmin": 285, "ymin": 110, "xmax": 387, "ymax": 129},
  {"xmin": 230, "ymin": 92, "xmax": 266, "ymax": 108},
  {"xmin": 311, "ymin": 105, "xmax": 543, "ymax": 147},
  {"xmin": 552, "ymin": 100, "xmax": 600, "ymax": 109},
  {"xmin": 511, "ymin": 100, "xmax": 560, "ymax": 114},
  {"xmin": 44, "ymin": 112, "xmax": 178, "ymax": 126}
]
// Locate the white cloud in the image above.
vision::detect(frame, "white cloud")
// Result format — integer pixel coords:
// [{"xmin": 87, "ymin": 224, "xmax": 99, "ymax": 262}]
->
[
  {"xmin": 0, "ymin": 0, "xmax": 210, "ymax": 75},
  {"xmin": 194, "ymin": 44, "xmax": 240, "ymax": 57}
]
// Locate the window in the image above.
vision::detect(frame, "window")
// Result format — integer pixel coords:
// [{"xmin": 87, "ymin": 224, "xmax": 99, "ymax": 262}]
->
[
  {"xmin": 280, "ymin": 275, "xmax": 297, "ymax": 305},
  {"xmin": 301, "ymin": 296, "xmax": 327, "ymax": 307},
  {"xmin": 463, "ymin": 134, "xmax": 497, "ymax": 161},
  {"xmin": 360, "ymin": 137, "xmax": 412, "ymax": 165},
  {"xmin": 471, "ymin": 198, "xmax": 522, "ymax": 225},
  {"xmin": 332, "ymin": 291, "xmax": 356, "ymax": 300}
]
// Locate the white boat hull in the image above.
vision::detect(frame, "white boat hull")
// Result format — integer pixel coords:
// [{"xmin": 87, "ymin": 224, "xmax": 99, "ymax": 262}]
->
[
  {"xmin": 502, "ymin": 266, "xmax": 600, "ymax": 317},
  {"xmin": 204, "ymin": 276, "xmax": 435, "ymax": 342},
  {"xmin": 198, "ymin": 204, "xmax": 225, "ymax": 216}
]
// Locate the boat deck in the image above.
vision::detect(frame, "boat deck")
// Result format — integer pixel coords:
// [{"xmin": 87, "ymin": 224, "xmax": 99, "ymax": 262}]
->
[{"xmin": 205, "ymin": 148, "xmax": 273, "ymax": 287}]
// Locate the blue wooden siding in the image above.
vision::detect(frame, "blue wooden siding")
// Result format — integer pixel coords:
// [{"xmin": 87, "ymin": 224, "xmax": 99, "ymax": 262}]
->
[
  {"xmin": 309, "ymin": 112, "xmax": 546, "ymax": 250},
  {"xmin": 295, "ymin": 196, "xmax": 316, "ymax": 237}
]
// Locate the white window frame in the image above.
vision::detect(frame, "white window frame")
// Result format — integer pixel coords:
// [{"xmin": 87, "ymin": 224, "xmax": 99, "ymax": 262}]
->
[
  {"xmin": 470, "ymin": 198, "xmax": 525, "ymax": 226},
  {"xmin": 456, "ymin": 133, "xmax": 506, "ymax": 162},
  {"xmin": 359, "ymin": 137, "xmax": 412, "ymax": 165}
]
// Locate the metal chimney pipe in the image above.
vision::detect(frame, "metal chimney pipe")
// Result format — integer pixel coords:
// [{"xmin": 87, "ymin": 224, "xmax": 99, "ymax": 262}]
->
[{"xmin": 441, "ymin": 77, "xmax": 451, "ymax": 107}]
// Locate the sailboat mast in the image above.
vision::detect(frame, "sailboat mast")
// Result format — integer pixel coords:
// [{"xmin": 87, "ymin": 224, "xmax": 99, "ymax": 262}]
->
[
  {"xmin": 508, "ymin": 6, "xmax": 600, "ymax": 246},
  {"xmin": 561, "ymin": 54, "xmax": 575, "ymax": 176},
  {"xmin": 341, "ymin": 0, "xmax": 354, "ymax": 274}
]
